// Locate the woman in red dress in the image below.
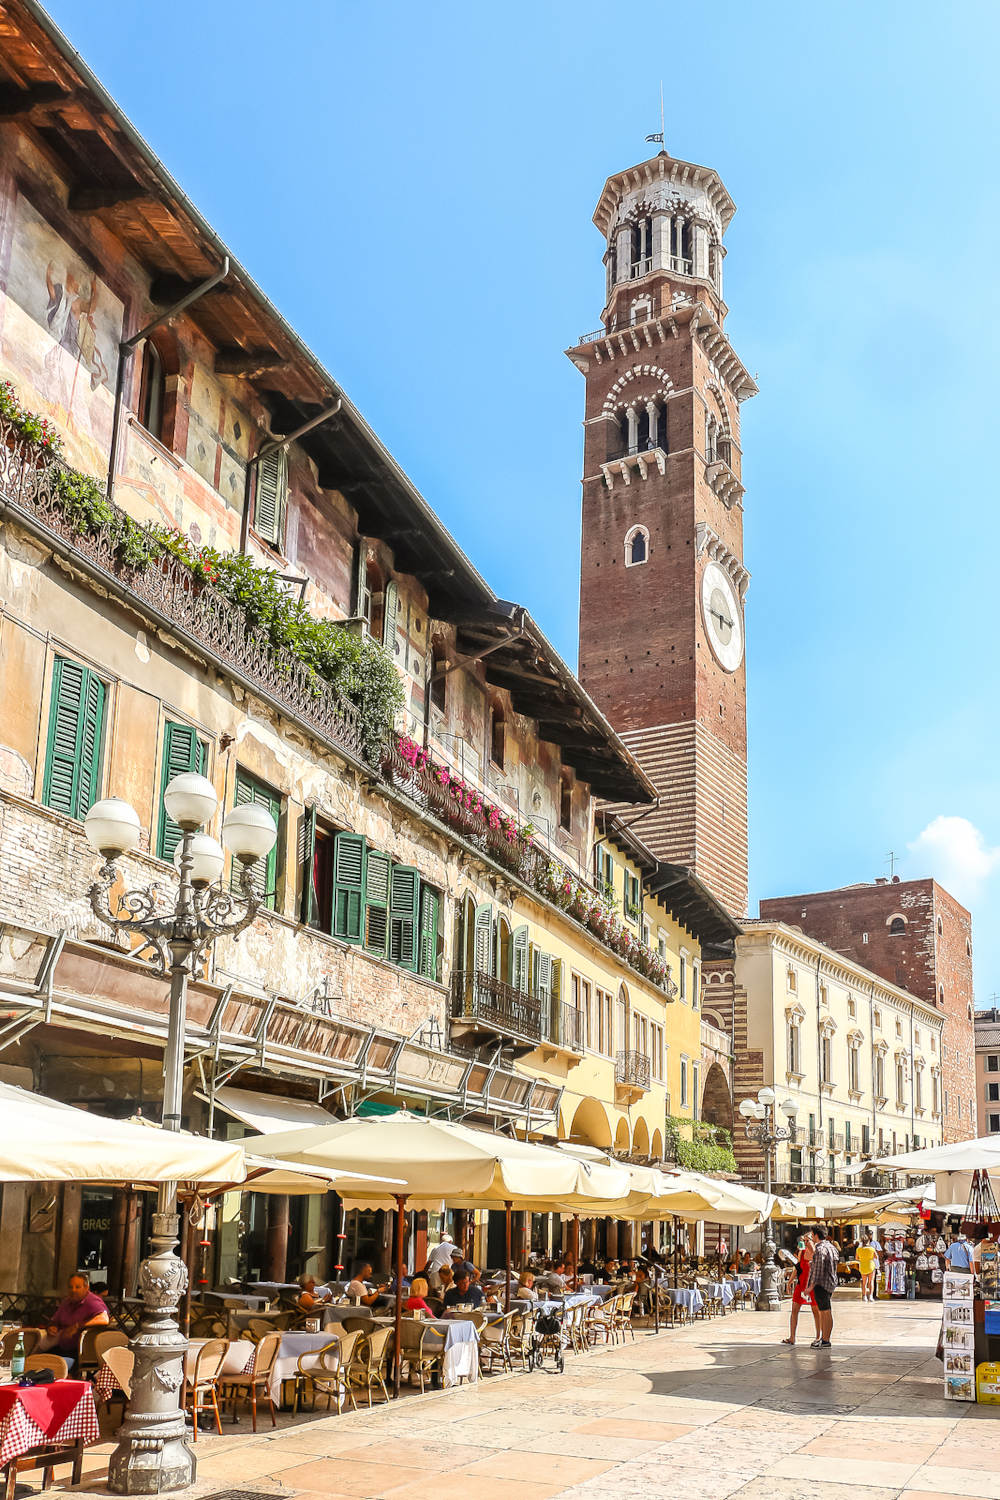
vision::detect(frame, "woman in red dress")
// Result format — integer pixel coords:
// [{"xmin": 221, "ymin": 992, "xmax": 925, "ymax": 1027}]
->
[{"xmin": 782, "ymin": 1233, "xmax": 821, "ymax": 1345}]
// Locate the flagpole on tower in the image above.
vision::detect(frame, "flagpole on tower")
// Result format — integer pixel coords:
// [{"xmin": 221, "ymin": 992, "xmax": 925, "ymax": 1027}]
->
[{"xmin": 644, "ymin": 81, "xmax": 666, "ymax": 151}]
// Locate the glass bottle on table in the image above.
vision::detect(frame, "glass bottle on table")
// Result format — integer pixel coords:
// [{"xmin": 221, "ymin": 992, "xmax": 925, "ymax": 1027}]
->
[{"xmin": 10, "ymin": 1332, "xmax": 25, "ymax": 1380}]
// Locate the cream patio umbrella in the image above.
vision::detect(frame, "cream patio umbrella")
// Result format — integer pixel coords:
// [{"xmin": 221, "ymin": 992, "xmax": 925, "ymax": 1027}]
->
[
  {"xmin": 248, "ymin": 1108, "xmax": 595, "ymax": 1385},
  {"xmin": 771, "ymin": 1190, "xmax": 865, "ymax": 1221},
  {"xmin": 0, "ymin": 1081, "xmax": 245, "ymax": 1183}
]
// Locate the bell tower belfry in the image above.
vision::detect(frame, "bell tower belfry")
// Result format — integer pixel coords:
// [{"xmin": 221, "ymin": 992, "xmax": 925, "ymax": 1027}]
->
[{"xmin": 569, "ymin": 150, "xmax": 757, "ymax": 918}]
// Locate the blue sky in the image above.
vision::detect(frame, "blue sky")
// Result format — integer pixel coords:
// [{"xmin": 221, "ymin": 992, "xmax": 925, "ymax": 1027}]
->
[{"xmin": 46, "ymin": 0, "xmax": 1000, "ymax": 1000}]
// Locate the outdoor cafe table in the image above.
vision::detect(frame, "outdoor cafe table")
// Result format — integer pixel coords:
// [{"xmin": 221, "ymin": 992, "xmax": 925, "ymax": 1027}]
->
[
  {"xmin": 376, "ymin": 1316, "xmax": 479, "ymax": 1388},
  {"xmin": 705, "ymin": 1281, "xmax": 735, "ymax": 1308},
  {"xmin": 0, "ymin": 1379, "xmax": 99, "ymax": 1498},
  {"xmin": 205, "ymin": 1290, "xmax": 270, "ymax": 1312},
  {"xmin": 266, "ymin": 1331, "xmax": 339, "ymax": 1405},
  {"xmin": 662, "ymin": 1286, "xmax": 704, "ymax": 1318},
  {"xmin": 185, "ymin": 1337, "xmax": 255, "ymax": 1383}
]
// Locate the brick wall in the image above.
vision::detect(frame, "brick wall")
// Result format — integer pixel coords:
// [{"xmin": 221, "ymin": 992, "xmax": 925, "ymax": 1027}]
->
[
  {"xmin": 760, "ymin": 879, "xmax": 976, "ymax": 1143},
  {"xmin": 703, "ymin": 959, "xmax": 764, "ymax": 1180}
]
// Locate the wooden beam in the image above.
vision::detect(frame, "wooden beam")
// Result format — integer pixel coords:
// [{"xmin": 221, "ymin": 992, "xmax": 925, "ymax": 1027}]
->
[
  {"xmin": 0, "ymin": 83, "xmax": 70, "ymax": 118},
  {"xmin": 68, "ymin": 183, "xmax": 149, "ymax": 212},
  {"xmin": 150, "ymin": 272, "xmax": 227, "ymax": 305},
  {"xmin": 214, "ymin": 347, "xmax": 284, "ymax": 376}
]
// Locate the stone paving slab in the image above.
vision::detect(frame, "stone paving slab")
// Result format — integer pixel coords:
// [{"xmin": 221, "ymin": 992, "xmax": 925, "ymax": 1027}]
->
[{"xmin": 47, "ymin": 1291, "xmax": 1000, "ymax": 1500}]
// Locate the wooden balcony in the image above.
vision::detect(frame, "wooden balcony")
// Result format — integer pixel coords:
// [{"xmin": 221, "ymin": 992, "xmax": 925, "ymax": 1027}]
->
[{"xmin": 450, "ymin": 968, "xmax": 543, "ymax": 1054}]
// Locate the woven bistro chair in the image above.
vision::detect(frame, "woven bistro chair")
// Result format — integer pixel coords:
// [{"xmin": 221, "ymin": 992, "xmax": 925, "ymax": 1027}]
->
[
  {"xmin": 479, "ymin": 1311, "xmax": 514, "ymax": 1375},
  {"xmin": 564, "ymin": 1300, "xmax": 587, "ymax": 1355},
  {"xmin": 612, "ymin": 1293, "xmax": 635, "ymax": 1343},
  {"xmin": 508, "ymin": 1309, "xmax": 534, "ymax": 1370},
  {"xmin": 354, "ymin": 1326, "xmax": 394, "ymax": 1406},
  {"xmin": 222, "ymin": 1330, "xmax": 281, "ymax": 1432},
  {"xmin": 399, "ymin": 1319, "xmax": 445, "ymax": 1394},
  {"xmin": 24, "ymin": 1353, "xmax": 69, "ymax": 1379},
  {"xmin": 294, "ymin": 1330, "xmax": 360, "ymax": 1414},
  {"xmin": 0, "ymin": 1328, "xmax": 40, "ymax": 1362},
  {"xmin": 184, "ymin": 1337, "xmax": 228, "ymax": 1439}
]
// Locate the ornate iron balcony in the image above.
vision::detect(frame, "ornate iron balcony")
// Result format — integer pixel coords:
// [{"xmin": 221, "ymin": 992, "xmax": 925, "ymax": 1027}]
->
[
  {"xmin": 615, "ymin": 1049, "xmax": 651, "ymax": 1091},
  {"xmin": 451, "ymin": 969, "xmax": 543, "ymax": 1046}
]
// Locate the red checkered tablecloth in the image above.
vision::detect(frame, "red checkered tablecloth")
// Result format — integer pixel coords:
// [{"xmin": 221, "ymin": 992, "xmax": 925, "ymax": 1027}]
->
[{"xmin": 0, "ymin": 1381, "xmax": 99, "ymax": 1467}]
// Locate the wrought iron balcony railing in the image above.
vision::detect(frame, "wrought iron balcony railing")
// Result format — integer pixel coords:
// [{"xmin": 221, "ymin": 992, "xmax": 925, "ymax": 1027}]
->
[
  {"xmin": 615, "ymin": 1049, "xmax": 651, "ymax": 1091},
  {"xmin": 547, "ymin": 1001, "xmax": 585, "ymax": 1054},
  {"xmin": 451, "ymin": 969, "xmax": 543, "ymax": 1046}
]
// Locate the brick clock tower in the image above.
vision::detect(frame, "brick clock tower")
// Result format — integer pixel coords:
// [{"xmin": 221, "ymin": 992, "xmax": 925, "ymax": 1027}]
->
[{"xmin": 569, "ymin": 150, "xmax": 757, "ymax": 918}]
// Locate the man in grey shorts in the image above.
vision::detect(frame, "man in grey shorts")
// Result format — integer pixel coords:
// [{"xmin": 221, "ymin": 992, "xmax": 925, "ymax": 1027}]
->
[{"xmin": 805, "ymin": 1225, "xmax": 839, "ymax": 1348}]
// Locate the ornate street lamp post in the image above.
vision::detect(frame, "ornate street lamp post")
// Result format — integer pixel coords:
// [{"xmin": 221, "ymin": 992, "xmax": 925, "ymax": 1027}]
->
[
  {"xmin": 738, "ymin": 1087, "xmax": 800, "ymax": 1312},
  {"xmin": 83, "ymin": 773, "xmax": 276, "ymax": 1495}
]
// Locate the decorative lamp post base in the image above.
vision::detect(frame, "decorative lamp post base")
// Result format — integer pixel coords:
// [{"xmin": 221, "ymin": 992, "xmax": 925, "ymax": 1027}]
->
[
  {"xmin": 755, "ymin": 1234, "xmax": 782, "ymax": 1312},
  {"xmin": 107, "ymin": 1211, "xmax": 196, "ymax": 1495}
]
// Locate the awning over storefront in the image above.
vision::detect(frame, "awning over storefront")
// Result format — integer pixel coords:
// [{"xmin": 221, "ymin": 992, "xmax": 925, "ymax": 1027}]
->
[
  {"xmin": 0, "ymin": 1082, "xmax": 245, "ymax": 1183},
  {"xmin": 211, "ymin": 1085, "xmax": 338, "ymax": 1135}
]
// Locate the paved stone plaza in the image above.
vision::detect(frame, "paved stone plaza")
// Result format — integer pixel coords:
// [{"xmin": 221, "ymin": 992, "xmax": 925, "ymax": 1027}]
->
[{"xmin": 61, "ymin": 1293, "xmax": 1000, "ymax": 1500}]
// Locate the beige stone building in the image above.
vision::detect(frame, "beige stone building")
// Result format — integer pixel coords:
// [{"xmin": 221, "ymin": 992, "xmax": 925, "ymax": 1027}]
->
[
  {"xmin": 0, "ymin": 3, "xmax": 738, "ymax": 1294},
  {"xmin": 975, "ymin": 1007, "xmax": 1000, "ymax": 1136},
  {"xmin": 703, "ymin": 921, "xmax": 944, "ymax": 1189}
]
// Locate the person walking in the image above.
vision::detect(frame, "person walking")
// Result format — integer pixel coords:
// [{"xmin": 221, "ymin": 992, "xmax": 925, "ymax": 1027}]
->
[
  {"xmin": 781, "ymin": 1232, "xmax": 821, "ymax": 1346},
  {"xmin": 857, "ymin": 1232, "xmax": 880, "ymax": 1302},
  {"xmin": 806, "ymin": 1225, "xmax": 839, "ymax": 1348}
]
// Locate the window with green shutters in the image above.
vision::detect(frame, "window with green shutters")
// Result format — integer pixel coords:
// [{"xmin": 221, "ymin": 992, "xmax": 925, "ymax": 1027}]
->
[
  {"xmin": 231, "ymin": 769, "xmax": 280, "ymax": 909},
  {"xmin": 389, "ymin": 864, "xmax": 421, "ymax": 971},
  {"xmin": 364, "ymin": 850, "xmax": 391, "ymax": 957},
  {"xmin": 419, "ymin": 886, "xmax": 440, "ymax": 981},
  {"xmin": 382, "ymin": 579, "xmax": 399, "ymax": 654},
  {"xmin": 157, "ymin": 721, "xmax": 207, "ymax": 862},
  {"xmin": 332, "ymin": 831, "xmax": 366, "ymax": 942},
  {"xmin": 511, "ymin": 925, "xmax": 529, "ymax": 993},
  {"xmin": 253, "ymin": 446, "xmax": 288, "ymax": 549},
  {"xmin": 43, "ymin": 656, "xmax": 107, "ymax": 821}
]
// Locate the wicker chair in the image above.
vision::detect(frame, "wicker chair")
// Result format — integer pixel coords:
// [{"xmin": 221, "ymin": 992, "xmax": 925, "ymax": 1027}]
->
[
  {"xmin": 24, "ymin": 1353, "xmax": 69, "ymax": 1379},
  {"xmin": 184, "ymin": 1337, "xmax": 228, "ymax": 1439},
  {"xmin": 508, "ymin": 1309, "xmax": 535, "ymax": 1370},
  {"xmin": 353, "ymin": 1326, "xmax": 394, "ymax": 1406},
  {"xmin": 564, "ymin": 1301, "xmax": 587, "ymax": 1355},
  {"xmin": 479, "ymin": 1312, "xmax": 514, "ymax": 1374},
  {"xmin": 399, "ymin": 1319, "xmax": 445, "ymax": 1393},
  {"xmin": 294, "ymin": 1330, "xmax": 362, "ymax": 1414},
  {"xmin": 0, "ymin": 1328, "xmax": 40, "ymax": 1362},
  {"xmin": 221, "ymin": 1330, "xmax": 281, "ymax": 1432},
  {"xmin": 611, "ymin": 1293, "xmax": 635, "ymax": 1343}
]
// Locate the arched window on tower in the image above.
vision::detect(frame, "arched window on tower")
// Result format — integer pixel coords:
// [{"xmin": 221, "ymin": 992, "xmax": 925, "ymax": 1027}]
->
[
  {"xmin": 889, "ymin": 916, "xmax": 906, "ymax": 936},
  {"xmin": 607, "ymin": 411, "xmax": 629, "ymax": 461},
  {"xmin": 706, "ymin": 412, "xmax": 719, "ymax": 463},
  {"xmin": 630, "ymin": 217, "xmax": 652, "ymax": 275},
  {"xmin": 624, "ymin": 525, "xmax": 649, "ymax": 568}
]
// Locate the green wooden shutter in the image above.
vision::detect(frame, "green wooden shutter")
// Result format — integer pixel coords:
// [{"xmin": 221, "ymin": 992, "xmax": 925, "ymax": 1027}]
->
[
  {"xmin": 382, "ymin": 580, "xmax": 399, "ymax": 653},
  {"xmin": 511, "ymin": 925, "xmax": 529, "ymax": 993},
  {"xmin": 389, "ymin": 864, "xmax": 421, "ymax": 971},
  {"xmin": 551, "ymin": 957, "xmax": 563, "ymax": 1039},
  {"xmin": 254, "ymin": 446, "xmax": 287, "ymax": 547},
  {"xmin": 299, "ymin": 804, "xmax": 318, "ymax": 926},
  {"xmin": 157, "ymin": 721, "xmax": 207, "ymax": 862},
  {"xmin": 232, "ymin": 769, "xmax": 280, "ymax": 908},
  {"xmin": 364, "ymin": 849, "xmax": 391, "ymax": 957},
  {"xmin": 43, "ymin": 656, "xmax": 106, "ymax": 820},
  {"xmin": 418, "ymin": 886, "xmax": 440, "ymax": 981},
  {"xmin": 473, "ymin": 902, "xmax": 493, "ymax": 976},
  {"xmin": 332, "ymin": 831, "xmax": 366, "ymax": 942},
  {"xmin": 535, "ymin": 952, "xmax": 552, "ymax": 1008}
]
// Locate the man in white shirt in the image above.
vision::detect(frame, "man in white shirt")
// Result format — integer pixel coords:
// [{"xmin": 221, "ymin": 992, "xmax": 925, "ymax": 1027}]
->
[
  {"xmin": 424, "ymin": 1233, "xmax": 455, "ymax": 1276},
  {"xmin": 346, "ymin": 1261, "xmax": 381, "ymax": 1307}
]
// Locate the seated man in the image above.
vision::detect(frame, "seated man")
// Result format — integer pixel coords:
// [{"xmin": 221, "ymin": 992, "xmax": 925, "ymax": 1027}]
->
[
  {"xmin": 36, "ymin": 1272, "xmax": 109, "ymax": 1366},
  {"xmin": 442, "ymin": 1271, "xmax": 484, "ymax": 1309},
  {"xmin": 630, "ymin": 1266, "xmax": 651, "ymax": 1314},
  {"xmin": 539, "ymin": 1259, "xmax": 571, "ymax": 1293},
  {"xmin": 449, "ymin": 1248, "xmax": 479, "ymax": 1282},
  {"xmin": 427, "ymin": 1262, "xmax": 453, "ymax": 1297},
  {"xmin": 346, "ymin": 1261, "xmax": 382, "ymax": 1307}
]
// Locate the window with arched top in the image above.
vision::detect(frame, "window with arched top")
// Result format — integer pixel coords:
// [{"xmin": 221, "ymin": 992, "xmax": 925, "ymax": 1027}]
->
[
  {"xmin": 624, "ymin": 525, "xmax": 649, "ymax": 567},
  {"xmin": 888, "ymin": 916, "xmax": 906, "ymax": 936},
  {"xmin": 936, "ymin": 917, "xmax": 943, "ymax": 936},
  {"xmin": 137, "ymin": 340, "xmax": 165, "ymax": 441}
]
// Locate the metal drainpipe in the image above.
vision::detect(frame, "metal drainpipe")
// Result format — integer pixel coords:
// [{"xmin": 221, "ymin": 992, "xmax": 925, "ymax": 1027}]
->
[
  {"xmin": 106, "ymin": 258, "xmax": 230, "ymax": 501},
  {"xmin": 239, "ymin": 399, "xmax": 343, "ymax": 554},
  {"xmin": 910, "ymin": 1004, "xmax": 916, "ymax": 1145},
  {"xmin": 870, "ymin": 980, "xmax": 878, "ymax": 1148}
]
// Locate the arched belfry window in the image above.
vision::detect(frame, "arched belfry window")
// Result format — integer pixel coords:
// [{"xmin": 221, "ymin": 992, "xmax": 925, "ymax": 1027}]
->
[{"xmin": 625, "ymin": 525, "xmax": 649, "ymax": 567}]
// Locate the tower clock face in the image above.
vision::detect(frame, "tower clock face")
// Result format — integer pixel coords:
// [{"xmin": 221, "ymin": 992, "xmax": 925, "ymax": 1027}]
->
[{"xmin": 700, "ymin": 561, "xmax": 744, "ymax": 672}]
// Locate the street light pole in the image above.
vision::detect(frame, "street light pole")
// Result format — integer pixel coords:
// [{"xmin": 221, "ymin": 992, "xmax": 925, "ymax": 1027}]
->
[
  {"xmin": 738, "ymin": 1087, "xmax": 799, "ymax": 1312},
  {"xmin": 83, "ymin": 776, "xmax": 276, "ymax": 1495}
]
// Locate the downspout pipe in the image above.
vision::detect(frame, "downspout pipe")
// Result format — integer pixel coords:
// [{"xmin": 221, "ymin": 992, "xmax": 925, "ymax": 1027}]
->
[
  {"xmin": 106, "ymin": 258, "xmax": 230, "ymax": 501},
  {"xmin": 239, "ymin": 399, "xmax": 343, "ymax": 554}
]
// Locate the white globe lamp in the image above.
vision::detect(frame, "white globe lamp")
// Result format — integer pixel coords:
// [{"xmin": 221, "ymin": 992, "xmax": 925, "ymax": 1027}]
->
[
  {"xmin": 174, "ymin": 833, "xmax": 225, "ymax": 888},
  {"xmin": 222, "ymin": 802, "xmax": 277, "ymax": 865},
  {"xmin": 163, "ymin": 773, "xmax": 218, "ymax": 831},
  {"xmin": 84, "ymin": 798, "xmax": 142, "ymax": 858}
]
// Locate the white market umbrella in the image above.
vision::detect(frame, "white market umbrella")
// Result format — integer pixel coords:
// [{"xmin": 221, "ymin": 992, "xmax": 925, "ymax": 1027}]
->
[{"xmin": 0, "ymin": 1082, "xmax": 244, "ymax": 1183}]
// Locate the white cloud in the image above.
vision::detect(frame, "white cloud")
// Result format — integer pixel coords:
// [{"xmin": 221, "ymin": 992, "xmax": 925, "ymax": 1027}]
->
[{"xmin": 906, "ymin": 816, "xmax": 1000, "ymax": 903}]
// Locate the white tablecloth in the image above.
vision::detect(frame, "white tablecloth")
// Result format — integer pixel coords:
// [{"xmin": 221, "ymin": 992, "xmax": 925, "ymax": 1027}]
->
[
  {"xmin": 426, "ymin": 1318, "xmax": 478, "ymax": 1386},
  {"xmin": 705, "ymin": 1281, "xmax": 735, "ymax": 1307},
  {"xmin": 205, "ymin": 1291, "xmax": 270, "ymax": 1311},
  {"xmin": 268, "ymin": 1330, "xmax": 338, "ymax": 1403},
  {"xmin": 663, "ymin": 1287, "xmax": 703, "ymax": 1315}
]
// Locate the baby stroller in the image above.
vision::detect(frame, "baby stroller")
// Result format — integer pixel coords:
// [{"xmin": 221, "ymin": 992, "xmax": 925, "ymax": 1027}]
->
[{"xmin": 529, "ymin": 1301, "xmax": 566, "ymax": 1373}]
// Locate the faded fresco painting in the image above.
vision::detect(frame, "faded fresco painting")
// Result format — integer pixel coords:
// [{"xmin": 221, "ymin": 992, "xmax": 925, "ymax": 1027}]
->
[{"xmin": 1, "ymin": 192, "xmax": 123, "ymax": 474}]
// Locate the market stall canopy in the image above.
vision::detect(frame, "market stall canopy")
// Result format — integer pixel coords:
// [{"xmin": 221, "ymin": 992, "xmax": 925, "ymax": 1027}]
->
[
  {"xmin": 247, "ymin": 1109, "xmax": 589, "ymax": 1209},
  {"xmin": 0, "ymin": 1082, "xmax": 245, "ymax": 1183},
  {"xmin": 772, "ymin": 1190, "xmax": 865, "ymax": 1221},
  {"xmin": 829, "ymin": 1184, "xmax": 932, "ymax": 1223},
  {"xmin": 852, "ymin": 1135, "xmax": 1000, "ymax": 1175}
]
